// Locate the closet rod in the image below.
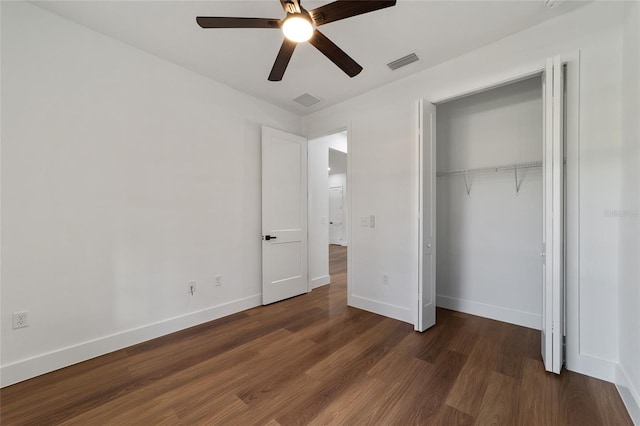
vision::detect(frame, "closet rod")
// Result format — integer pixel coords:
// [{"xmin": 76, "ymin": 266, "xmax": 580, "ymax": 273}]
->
[{"xmin": 436, "ymin": 160, "xmax": 542, "ymax": 177}]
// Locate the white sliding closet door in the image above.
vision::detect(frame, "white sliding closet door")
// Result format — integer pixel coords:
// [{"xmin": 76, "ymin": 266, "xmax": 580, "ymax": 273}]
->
[
  {"xmin": 417, "ymin": 100, "xmax": 437, "ymax": 332},
  {"xmin": 541, "ymin": 56, "xmax": 565, "ymax": 374}
]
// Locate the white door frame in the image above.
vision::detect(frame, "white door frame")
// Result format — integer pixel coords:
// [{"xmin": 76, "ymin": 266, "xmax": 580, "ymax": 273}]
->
[{"xmin": 424, "ymin": 52, "xmax": 579, "ymax": 374}]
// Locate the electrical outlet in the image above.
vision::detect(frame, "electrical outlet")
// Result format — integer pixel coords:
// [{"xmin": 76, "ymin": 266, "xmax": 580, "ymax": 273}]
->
[
  {"xmin": 188, "ymin": 281, "xmax": 196, "ymax": 295},
  {"xmin": 12, "ymin": 311, "xmax": 28, "ymax": 329},
  {"xmin": 360, "ymin": 217, "xmax": 370, "ymax": 226},
  {"xmin": 215, "ymin": 275, "xmax": 223, "ymax": 287},
  {"xmin": 382, "ymin": 275, "xmax": 389, "ymax": 286}
]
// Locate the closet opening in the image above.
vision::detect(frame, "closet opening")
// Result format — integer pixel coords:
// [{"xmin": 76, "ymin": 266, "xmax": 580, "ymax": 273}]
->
[
  {"xmin": 435, "ymin": 74, "xmax": 544, "ymax": 331},
  {"xmin": 418, "ymin": 57, "xmax": 568, "ymax": 373}
]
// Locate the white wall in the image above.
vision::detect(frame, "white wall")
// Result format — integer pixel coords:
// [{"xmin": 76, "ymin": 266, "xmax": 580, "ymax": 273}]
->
[
  {"xmin": 302, "ymin": 2, "xmax": 624, "ymax": 381},
  {"xmin": 0, "ymin": 2, "xmax": 300, "ymax": 386},
  {"xmin": 436, "ymin": 77, "xmax": 543, "ymax": 329},
  {"xmin": 617, "ymin": 1, "xmax": 640, "ymax": 422}
]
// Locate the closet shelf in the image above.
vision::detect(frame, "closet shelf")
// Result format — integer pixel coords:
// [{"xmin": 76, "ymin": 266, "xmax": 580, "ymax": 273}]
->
[
  {"xmin": 436, "ymin": 160, "xmax": 542, "ymax": 177},
  {"xmin": 437, "ymin": 160, "xmax": 542, "ymax": 196}
]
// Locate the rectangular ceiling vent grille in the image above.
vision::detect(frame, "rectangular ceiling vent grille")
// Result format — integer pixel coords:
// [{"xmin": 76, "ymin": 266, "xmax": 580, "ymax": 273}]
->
[
  {"xmin": 387, "ymin": 53, "xmax": 419, "ymax": 71},
  {"xmin": 293, "ymin": 93, "xmax": 323, "ymax": 108}
]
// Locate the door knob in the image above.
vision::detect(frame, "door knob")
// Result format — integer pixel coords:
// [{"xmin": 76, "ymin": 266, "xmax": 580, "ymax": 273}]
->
[{"xmin": 264, "ymin": 235, "xmax": 277, "ymax": 241}]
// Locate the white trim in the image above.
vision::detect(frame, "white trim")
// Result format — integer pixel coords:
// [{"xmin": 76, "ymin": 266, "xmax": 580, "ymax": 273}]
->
[
  {"xmin": 616, "ymin": 364, "xmax": 640, "ymax": 425},
  {"xmin": 350, "ymin": 294, "xmax": 413, "ymax": 324},
  {"xmin": 564, "ymin": 353, "xmax": 617, "ymax": 383},
  {"xmin": 432, "ymin": 64, "xmax": 545, "ymax": 105},
  {"xmin": 436, "ymin": 295, "xmax": 541, "ymax": 330},
  {"xmin": 345, "ymin": 125, "xmax": 353, "ymax": 310},
  {"xmin": 0, "ymin": 294, "xmax": 262, "ymax": 388},
  {"xmin": 311, "ymin": 275, "xmax": 331, "ymax": 289}
]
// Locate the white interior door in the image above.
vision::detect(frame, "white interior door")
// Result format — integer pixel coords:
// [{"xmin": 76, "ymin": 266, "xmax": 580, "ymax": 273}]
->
[
  {"xmin": 541, "ymin": 56, "xmax": 565, "ymax": 373},
  {"xmin": 261, "ymin": 126, "xmax": 308, "ymax": 305},
  {"xmin": 417, "ymin": 99, "xmax": 437, "ymax": 332},
  {"xmin": 329, "ymin": 186, "xmax": 344, "ymax": 245}
]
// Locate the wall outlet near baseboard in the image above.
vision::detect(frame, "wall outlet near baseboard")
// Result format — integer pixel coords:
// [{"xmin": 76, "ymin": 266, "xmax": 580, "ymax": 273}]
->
[
  {"xmin": 215, "ymin": 276, "xmax": 223, "ymax": 287},
  {"xmin": 12, "ymin": 311, "xmax": 29, "ymax": 329},
  {"xmin": 382, "ymin": 275, "xmax": 389, "ymax": 286}
]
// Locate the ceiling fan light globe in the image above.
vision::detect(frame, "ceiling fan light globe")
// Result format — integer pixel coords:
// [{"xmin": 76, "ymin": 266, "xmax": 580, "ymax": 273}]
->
[{"xmin": 282, "ymin": 16, "xmax": 313, "ymax": 42}]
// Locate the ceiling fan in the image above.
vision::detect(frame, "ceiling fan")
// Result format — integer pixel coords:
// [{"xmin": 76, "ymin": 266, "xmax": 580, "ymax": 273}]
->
[{"xmin": 196, "ymin": 0, "xmax": 397, "ymax": 81}]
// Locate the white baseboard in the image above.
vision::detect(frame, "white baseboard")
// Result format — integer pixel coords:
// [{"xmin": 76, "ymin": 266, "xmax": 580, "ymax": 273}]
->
[
  {"xmin": 436, "ymin": 294, "xmax": 541, "ymax": 330},
  {"xmin": 616, "ymin": 364, "xmax": 640, "ymax": 425},
  {"xmin": 311, "ymin": 275, "xmax": 331, "ymax": 289},
  {"xmin": 350, "ymin": 294, "xmax": 413, "ymax": 324},
  {"xmin": 565, "ymin": 351, "xmax": 618, "ymax": 383},
  {"xmin": 0, "ymin": 294, "xmax": 262, "ymax": 388}
]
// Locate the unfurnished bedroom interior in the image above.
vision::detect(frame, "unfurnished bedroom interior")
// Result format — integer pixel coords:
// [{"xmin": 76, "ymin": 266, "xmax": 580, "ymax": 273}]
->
[{"xmin": 1, "ymin": 0, "xmax": 639, "ymax": 424}]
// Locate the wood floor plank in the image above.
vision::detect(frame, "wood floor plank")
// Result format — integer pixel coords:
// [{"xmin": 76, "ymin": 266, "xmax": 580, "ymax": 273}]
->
[
  {"xmin": 428, "ymin": 404, "xmax": 475, "ymax": 426},
  {"xmin": 445, "ymin": 363, "xmax": 492, "ymax": 418},
  {"xmin": 0, "ymin": 244, "xmax": 632, "ymax": 426},
  {"xmin": 587, "ymin": 376, "xmax": 634, "ymax": 425},
  {"xmin": 495, "ymin": 325, "xmax": 527, "ymax": 379},
  {"xmin": 517, "ymin": 357, "xmax": 562, "ymax": 426},
  {"xmin": 274, "ymin": 320, "xmax": 411, "ymax": 424},
  {"xmin": 305, "ymin": 318, "xmax": 410, "ymax": 380},
  {"xmin": 307, "ymin": 375, "xmax": 391, "ymax": 425},
  {"xmin": 474, "ymin": 371, "xmax": 520, "ymax": 425},
  {"xmin": 366, "ymin": 336, "xmax": 424, "ymax": 384},
  {"xmin": 558, "ymin": 370, "xmax": 606, "ymax": 425},
  {"xmin": 231, "ymin": 373, "xmax": 325, "ymax": 426},
  {"xmin": 445, "ymin": 335, "xmax": 500, "ymax": 417},
  {"xmin": 414, "ymin": 312, "xmax": 467, "ymax": 363},
  {"xmin": 446, "ymin": 327, "xmax": 478, "ymax": 356},
  {"xmin": 173, "ymin": 392, "xmax": 249, "ymax": 424},
  {"xmin": 378, "ymin": 349, "xmax": 467, "ymax": 424}
]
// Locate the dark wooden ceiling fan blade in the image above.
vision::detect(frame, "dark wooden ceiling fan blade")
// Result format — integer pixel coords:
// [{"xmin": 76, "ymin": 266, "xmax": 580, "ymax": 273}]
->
[
  {"xmin": 308, "ymin": 30, "xmax": 362, "ymax": 77},
  {"xmin": 310, "ymin": 0, "xmax": 396, "ymax": 26},
  {"xmin": 196, "ymin": 17, "xmax": 281, "ymax": 29},
  {"xmin": 268, "ymin": 38, "xmax": 297, "ymax": 81},
  {"xmin": 280, "ymin": 0, "xmax": 301, "ymax": 14}
]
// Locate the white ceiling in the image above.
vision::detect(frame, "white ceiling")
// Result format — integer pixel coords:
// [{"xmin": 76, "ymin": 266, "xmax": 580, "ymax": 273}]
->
[{"xmin": 32, "ymin": 0, "xmax": 587, "ymax": 115}]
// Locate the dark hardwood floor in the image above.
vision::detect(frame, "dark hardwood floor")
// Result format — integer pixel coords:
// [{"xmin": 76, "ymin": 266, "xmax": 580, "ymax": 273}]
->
[{"xmin": 1, "ymin": 245, "xmax": 631, "ymax": 425}]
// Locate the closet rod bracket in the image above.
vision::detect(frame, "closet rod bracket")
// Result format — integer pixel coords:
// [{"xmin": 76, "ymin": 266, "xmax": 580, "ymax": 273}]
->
[{"xmin": 463, "ymin": 173, "xmax": 471, "ymax": 197}]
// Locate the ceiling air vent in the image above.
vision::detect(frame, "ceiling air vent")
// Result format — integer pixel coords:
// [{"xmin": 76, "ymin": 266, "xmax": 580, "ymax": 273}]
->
[
  {"xmin": 387, "ymin": 53, "xmax": 419, "ymax": 71},
  {"xmin": 293, "ymin": 93, "xmax": 323, "ymax": 108}
]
